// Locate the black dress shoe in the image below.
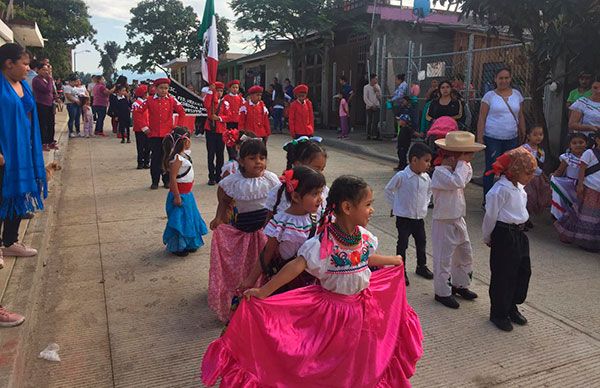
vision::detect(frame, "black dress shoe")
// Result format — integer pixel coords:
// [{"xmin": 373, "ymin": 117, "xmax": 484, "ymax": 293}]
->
[
  {"xmin": 163, "ymin": 183, "xmax": 170, "ymax": 189},
  {"xmin": 416, "ymin": 265, "xmax": 434, "ymax": 279},
  {"xmin": 490, "ymin": 317, "xmax": 513, "ymax": 332},
  {"xmin": 150, "ymin": 184, "xmax": 159, "ymax": 190},
  {"xmin": 208, "ymin": 179, "xmax": 216, "ymax": 186},
  {"xmin": 404, "ymin": 271, "xmax": 410, "ymax": 286},
  {"xmin": 509, "ymin": 309, "xmax": 528, "ymax": 325},
  {"xmin": 143, "ymin": 164, "xmax": 150, "ymax": 169},
  {"xmin": 452, "ymin": 286, "xmax": 478, "ymax": 300},
  {"xmin": 137, "ymin": 164, "xmax": 143, "ymax": 170},
  {"xmin": 173, "ymin": 251, "xmax": 189, "ymax": 257},
  {"xmin": 435, "ymin": 295, "xmax": 460, "ymax": 309}
]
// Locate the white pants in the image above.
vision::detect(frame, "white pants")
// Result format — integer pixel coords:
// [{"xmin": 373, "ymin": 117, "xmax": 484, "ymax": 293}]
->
[{"xmin": 432, "ymin": 217, "xmax": 473, "ymax": 297}]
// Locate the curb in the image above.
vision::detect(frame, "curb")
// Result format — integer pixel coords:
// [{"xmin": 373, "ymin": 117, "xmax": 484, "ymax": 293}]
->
[{"xmin": 320, "ymin": 136, "xmax": 399, "ymax": 165}]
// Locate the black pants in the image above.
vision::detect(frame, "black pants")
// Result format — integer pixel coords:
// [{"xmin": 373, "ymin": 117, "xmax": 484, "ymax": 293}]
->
[
  {"xmin": 366, "ymin": 108, "xmax": 380, "ymax": 139},
  {"xmin": 395, "ymin": 217, "xmax": 427, "ymax": 269},
  {"xmin": 0, "ymin": 166, "xmax": 21, "ymax": 247},
  {"xmin": 94, "ymin": 106, "xmax": 107, "ymax": 133},
  {"xmin": 118, "ymin": 121, "xmax": 130, "ymax": 140},
  {"xmin": 92, "ymin": 105, "xmax": 98, "ymax": 121},
  {"xmin": 149, "ymin": 137, "xmax": 169, "ymax": 186},
  {"xmin": 135, "ymin": 132, "xmax": 150, "ymax": 166},
  {"xmin": 397, "ymin": 125, "xmax": 413, "ymax": 169},
  {"xmin": 205, "ymin": 131, "xmax": 225, "ymax": 182},
  {"xmin": 36, "ymin": 103, "xmax": 56, "ymax": 145},
  {"xmin": 226, "ymin": 122, "xmax": 238, "ymax": 160},
  {"xmin": 195, "ymin": 116, "xmax": 207, "ymax": 135},
  {"xmin": 489, "ymin": 223, "xmax": 531, "ymax": 320}
]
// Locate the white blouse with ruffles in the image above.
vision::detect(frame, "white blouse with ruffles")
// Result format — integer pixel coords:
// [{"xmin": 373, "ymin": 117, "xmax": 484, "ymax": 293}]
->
[
  {"xmin": 264, "ymin": 212, "xmax": 315, "ymax": 260},
  {"xmin": 219, "ymin": 170, "xmax": 280, "ymax": 213}
]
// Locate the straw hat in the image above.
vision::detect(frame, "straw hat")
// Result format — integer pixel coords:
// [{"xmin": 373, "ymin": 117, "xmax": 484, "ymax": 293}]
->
[{"xmin": 435, "ymin": 131, "xmax": 486, "ymax": 152}]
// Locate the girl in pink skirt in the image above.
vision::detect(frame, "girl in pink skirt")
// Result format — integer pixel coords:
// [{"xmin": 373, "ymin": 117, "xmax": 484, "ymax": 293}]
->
[
  {"xmin": 208, "ymin": 138, "xmax": 280, "ymax": 322},
  {"xmin": 202, "ymin": 176, "xmax": 423, "ymax": 387}
]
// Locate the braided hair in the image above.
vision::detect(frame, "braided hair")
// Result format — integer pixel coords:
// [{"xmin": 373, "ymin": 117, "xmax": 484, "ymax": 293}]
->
[
  {"xmin": 318, "ymin": 175, "xmax": 370, "ymax": 232},
  {"xmin": 272, "ymin": 166, "xmax": 326, "ymax": 215},
  {"xmin": 284, "ymin": 140, "xmax": 327, "ymax": 170},
  {"xmin": 162, "ymin": 126, "xmax": 191, "ymax": 172}
]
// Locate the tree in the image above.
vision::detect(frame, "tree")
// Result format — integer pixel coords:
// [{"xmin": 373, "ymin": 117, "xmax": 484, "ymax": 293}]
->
[
  {"xmin": 9, "ymin": 0, "xmax": 96, "ymax": 77},
  {"xmin": 96, "ymin": 41, "xmax": 121, "ymax": 80},
  {"xmin": 435, "ymin": 0, "xmax": 600, "ymax": 127},
  {"xmin": 216, "ymin": 14, "xmax": 231, "ymax": 56},
  {"xmin": 230, "ymin": 0, "xmax": 336, "ymax": 82}
]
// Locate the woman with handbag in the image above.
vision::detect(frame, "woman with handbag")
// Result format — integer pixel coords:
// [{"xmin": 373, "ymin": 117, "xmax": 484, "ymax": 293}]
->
[{"xmin": 477, "ymin": 66, "xmax": 527, "ymax": 200}]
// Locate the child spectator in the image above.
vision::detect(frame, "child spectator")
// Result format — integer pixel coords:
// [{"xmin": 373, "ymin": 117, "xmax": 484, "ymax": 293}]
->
[
  {"xmin": 521, "ymin": 125, "xmax": 551, "ymax": 221},
  {"xmin": 238, "ymin": 85, "xmax": 270, "ymax": 143},
  {"xmin": 385, "ymin": 142, "xmax": 433, "ymax": 286},
  {"xmin": 161, "ymin": 127, "xmax": 208, "ymax": 256},
  {"xmin": 550, "ymin": 133, "xmax": 588, "ymax": 220},
  {"xmin": 113, "ymin": 85, "xmax": 132, "ymax": 144},
  {"xmin": 80, "ymin": 96, "xmax": 94, "ymax": 138},
  {"xmin": 132, "ymin": 84, "xmax": 150, "ymax": 169},
  {"xmin": 337, "ymin": 91, "xmax": 350, "ymax": 139},
  {"xmin": 288, "ymin": 84, "xmax": 314, "ymax": 138},
  {"xmin": 555, "ymin": 134, "xmax": 600, "ymax": 252},
  {"xmin": 395, "ymin": 96, "xmax": 414, "ymax": 171},
  {"xmin": 431, "ymin": 131, "xmax": 485, "ymax": 309},
  {"xmin": 483, "ymin": 148, "xmax": 537, "ymax": 331}
]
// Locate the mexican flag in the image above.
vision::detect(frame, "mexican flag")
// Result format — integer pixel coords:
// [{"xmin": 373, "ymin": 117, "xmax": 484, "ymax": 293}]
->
[{"xmin": 199, "ymin": 0, "xmax": 218, "ymax": 84}]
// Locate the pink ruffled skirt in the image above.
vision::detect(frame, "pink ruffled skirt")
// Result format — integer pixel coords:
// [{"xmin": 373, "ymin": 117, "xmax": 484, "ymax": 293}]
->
[
  {"xmin": 208, "ymin": 224, "xmax": 267, "ymax": 322},
  {"xmin": 202, "ymin": 266, "xmax": 423, "ymax": 387}
]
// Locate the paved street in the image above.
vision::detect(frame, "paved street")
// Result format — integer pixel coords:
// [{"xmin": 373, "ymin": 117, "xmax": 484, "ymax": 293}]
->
[{"xmin": 1, "ymin": 114, "xmax": 600, "ymax": 387}]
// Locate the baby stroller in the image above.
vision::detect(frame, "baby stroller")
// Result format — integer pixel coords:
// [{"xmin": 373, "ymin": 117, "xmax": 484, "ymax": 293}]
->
[{"xmin": 426, "ymin": 116, "xmax": 459, "ymax": 164}]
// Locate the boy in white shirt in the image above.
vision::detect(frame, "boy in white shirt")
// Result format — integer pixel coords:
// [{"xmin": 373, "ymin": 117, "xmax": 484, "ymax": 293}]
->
[
  {"xmin": 482, "ymin": 148, "xmax": 536, "ymax": 332},
  {"xmin": 385, "ymin": 142, "xmax": 433, "ymax": 286},
  {"xmin": 431, "ymin": 131, "xmax": 485, "ymax": 309}
]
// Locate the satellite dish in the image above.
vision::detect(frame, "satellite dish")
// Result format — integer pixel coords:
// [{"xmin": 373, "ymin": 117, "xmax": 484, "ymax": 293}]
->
[{"xmin": 413, "ymin": 0, "xmax": 431, "ymax": 18}]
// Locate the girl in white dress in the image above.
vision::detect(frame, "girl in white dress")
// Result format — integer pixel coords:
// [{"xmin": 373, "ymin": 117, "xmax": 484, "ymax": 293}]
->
[{"xmin": 550, "ymin": 133, "xmax": 587, "ymax": 220}]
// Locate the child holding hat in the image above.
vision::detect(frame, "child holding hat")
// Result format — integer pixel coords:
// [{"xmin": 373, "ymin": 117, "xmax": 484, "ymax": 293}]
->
[
  {"xmin": 239, "ymin": 85, "xmax": 270, "ymax": 143},
  {"xmin": 288, "ymin": 84, "xmax": 314, "ymax": 138},
  {"xmin": 431, "ymin": 131, "xmax": 485, "ymax": 309},
  {"xmin": 483, "ymin": 147, "xmax": 536, "ymax": 331}
]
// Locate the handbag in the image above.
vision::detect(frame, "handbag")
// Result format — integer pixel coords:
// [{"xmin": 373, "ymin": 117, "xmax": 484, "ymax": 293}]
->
[
  {"xmin": 584, "ymin": 148, "xmax": 600, "ymax": 177},
  {"xmin": 495, "ymin": 91, "xmax": 520, "ymax": 127}
]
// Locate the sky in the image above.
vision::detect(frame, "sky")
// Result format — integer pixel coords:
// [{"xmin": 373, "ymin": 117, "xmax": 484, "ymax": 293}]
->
[{"xmin": 75, "ymin": 0, "xmax": 250, "ymax": 79}]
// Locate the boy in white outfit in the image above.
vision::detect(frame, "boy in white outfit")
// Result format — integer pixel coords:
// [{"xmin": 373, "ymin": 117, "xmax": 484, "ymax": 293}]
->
[{"xmin": 431, "ymin": 131, "xmax": 485, "ymax": 309}]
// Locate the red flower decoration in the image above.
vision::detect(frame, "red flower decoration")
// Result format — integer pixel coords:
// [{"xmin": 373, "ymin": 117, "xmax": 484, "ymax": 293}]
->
[
  {"xmin": 350, "ymin": 251, "xmax": 362, "ymax": 266},
  {"xmin": 279, "ymin": 169, "xmax": 299, "ymax": 193},
  {"xmin": 222, "ymin": 129, "xmax": 240, "ymax": 148}
]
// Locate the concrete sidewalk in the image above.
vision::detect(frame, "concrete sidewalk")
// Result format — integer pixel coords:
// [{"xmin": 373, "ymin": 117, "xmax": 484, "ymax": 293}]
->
[{"xmin": 1, "ymin": 126, "xmax": 599, "ymax": 387}]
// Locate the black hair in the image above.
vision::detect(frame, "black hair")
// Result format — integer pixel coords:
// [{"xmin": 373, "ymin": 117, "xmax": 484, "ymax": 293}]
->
[
  {"xmin": 396, "ymin": 73, "xmax": 406, "ymax": 81},
  {"xmin": 80, "ymin": 96, "xmax": 90, "ymax": 106},
  {"xmin": 162, "ymin": 126, "xmax": 191, "ymax": 172},
  {"xmin": 526, "ymin": 124, "xmax": 544, "ymax": 135},
  {"xmin": 272, "ymin": 166, "xmax": 326, "ymax": 215},
  {"xmin": 568, "ymin": 132, "xmax": 588, "ymax": 144},
  {"xmin": 408, "ymin": 142, "xmax": 432, "ymax": 161},
  {"xmin": 116, "ymin": 75, "xmax": 128, "ymax": 86},
  {"xmin": 339, "ymin": 75, "xmax": 348, "ymax": 82},
  {"xmin": 239, "ymin": 138, "xmax": 268, "ymax": 160},
  {"xmin": 285, "ymin": 78, "xmax": 291, "ymax": 82},
  {"xmin": 594, "ymin": 74, "xmax": 600, "ymax": 83},
  {"xmin": 30, "ymin": 59, "xmax": 41, "ymax": 70},
  {"xmin": 116, "ymin": 84, "xmax": 127, "ymax": 92},
  {"xmin": 370, "ymin": 73, "xmax": 378, "ymax": 80},
  {"xmin": 494, "ymin": 66, "xmax": 512, "ymax": 78},
  {"xmin": 319, "ymin": 175, "xmax": 370, "ymax": 227},
  {"xmin": 235, "ymin": 130, "xmax": 257, "ymax": 146},
  {"xmin": 284, "ymin": 140, "xmax": 327, "ymax": 170},
  {"xmin": 0, "ymin": 43, "xmax": 30, "ymax": 70}
]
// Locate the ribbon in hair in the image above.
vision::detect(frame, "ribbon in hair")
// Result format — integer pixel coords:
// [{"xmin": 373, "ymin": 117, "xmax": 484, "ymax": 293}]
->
[
  {"xmin": 279, "ymin": 169, "xmax": 299, "ymax": 193},
  {"xmin": 485, "ymin": 152, "xmax": 512, "ymax": 177}
]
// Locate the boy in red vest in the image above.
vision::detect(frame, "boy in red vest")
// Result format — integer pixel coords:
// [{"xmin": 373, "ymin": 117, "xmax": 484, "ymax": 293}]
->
[
  {"xmin": 223, "ymin": 80, "xmax": 244, "ymax": 160},
  {"xmin": 204, "ymin": 81, "xmax": 231, "ymax": 185},
  {"xmin": 239, "ymin": 85, "xmax": 271, "ymax": 143},
  {"xmin": 140, "ymin": 78, "xmax": 186, "ymax": 189},
  {"xmin": 288, "ymin": 84, "xmax": 314, "ymax": 138},
  {"xmin": 132, "ymin": 84, "xmax": 150, "ymax": 169}
]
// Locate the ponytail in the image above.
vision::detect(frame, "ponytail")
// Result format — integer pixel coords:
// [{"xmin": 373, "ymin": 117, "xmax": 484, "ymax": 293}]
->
[{"xmin": 272, "ymin": 184, "xmax": 286, "ymax": 216}]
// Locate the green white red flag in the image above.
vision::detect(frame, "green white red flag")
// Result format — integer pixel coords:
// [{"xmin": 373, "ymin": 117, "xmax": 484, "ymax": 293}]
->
[{"xmin": 199, "ymin": 0, "xmax": 218, "ymax": 84}]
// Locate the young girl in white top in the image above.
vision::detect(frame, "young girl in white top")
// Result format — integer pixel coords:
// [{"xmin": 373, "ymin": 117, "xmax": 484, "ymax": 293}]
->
[
  {"xmin": 208, "ymin": 138, "xmax": 280, "ymax": 322},
  {"xmin": 483, "ymin": 148, "xmax": 537, "ymax": 332},
  {"xmin": 550, "ymin": 133, "xmax": 588, "ymax": 220},
  {"xmin": 521, "ymin": 125, "xmax": 551, "ymax": 218},
  {"xmin": 201, "ymin": 175, "xmax": 423, "ymax": 388},
  {"xmin": 431, "ymin": 131, "xmax": 485, "ymax": 309},
  {"xmin": 555, "ymin": 135, "xmax": 600, "ymax": 252},
  {"xmin": 265, "ymin": 137, "xmax": 328, "ymax": 216},
  {"xmin": 220, "ymin": 130, "xmax": 258, "ymax": 179},
  {"xmin": 162, "ymin": 127, "xmax": 208, "ymax": 256},
  {"xmin": 241, "ymin": 166, "xmax": 325, "ymax": 293}
]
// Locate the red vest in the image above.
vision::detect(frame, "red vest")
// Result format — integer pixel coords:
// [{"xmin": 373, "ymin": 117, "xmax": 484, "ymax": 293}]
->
[
  {"xmin": 132, "ymin": 97, "xmax": 149, "ymax": 132},
  {"xmin": 204, "ymin": 93, "xmax": 231, "ymax": 134},
  {"xmin": 288, "ymin": 99, "xmax": 314, "ymax": 137},
  {"xmin": 239, "ymin": 100, "xmax": 271, "ymax": 137},
  {"xmin": 143, "ymin": 94, "xmax": 186, "ymax": 138}
]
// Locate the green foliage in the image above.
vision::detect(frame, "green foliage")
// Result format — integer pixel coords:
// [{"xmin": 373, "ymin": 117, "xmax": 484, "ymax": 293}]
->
[
  {"xmin": 216, "ymin": 15, "xmax": 231, "ymax": 56},
  {"xmin": 7, "ymin": 0, "xmax": 96, "ymax": 77},
  {"xmin": 96, "ymin": 41, "xmax": 121, "ymax": 80}
]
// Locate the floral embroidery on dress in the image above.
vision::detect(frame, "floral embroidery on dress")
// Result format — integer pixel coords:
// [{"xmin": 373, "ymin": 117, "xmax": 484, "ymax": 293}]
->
[{"xmin": 328, "ymin": 240, "xmax": 372, "ymax": 272}]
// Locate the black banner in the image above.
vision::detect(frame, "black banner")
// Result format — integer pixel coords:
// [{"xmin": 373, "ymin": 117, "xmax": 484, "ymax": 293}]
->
[{"xmin": 168, "ymin": 78, "xmax": 203, "ymax": 116}]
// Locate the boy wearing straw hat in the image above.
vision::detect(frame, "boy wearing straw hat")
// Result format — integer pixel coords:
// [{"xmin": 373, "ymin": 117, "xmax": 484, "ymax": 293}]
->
[{"xmin": 431, "ymin": 131, "xmax": 485, "ymax": 309}]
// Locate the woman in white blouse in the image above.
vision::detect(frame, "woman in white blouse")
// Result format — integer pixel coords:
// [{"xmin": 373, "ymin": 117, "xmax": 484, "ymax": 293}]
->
[
  {"xmin": 477, "ymin": 67, "xmax": 527, "ymax": 199},
  {"xmin": 568, "ymin": 75, "xmax": 600, "ymax": 143}
]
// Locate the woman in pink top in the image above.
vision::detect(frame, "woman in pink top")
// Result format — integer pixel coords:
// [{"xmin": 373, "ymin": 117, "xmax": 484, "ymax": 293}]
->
[{"xmin": 338, "ymin": 91, "xmax": 350, "ymax": 139}]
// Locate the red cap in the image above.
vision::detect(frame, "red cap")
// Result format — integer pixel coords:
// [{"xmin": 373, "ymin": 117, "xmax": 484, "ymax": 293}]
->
[
  {"xmin": 226, "ymin": 79, "xmax": 240, "ymax": 89},
  {"xmin": 247, "ymin": 85, "xmax": 264, "ymax": 94},
  {"xmin": 293, "ymin": 84, "xmax": 309, "ymax": 95},
  {"xmin": 153, "ymin": 78, "xmax": 171, "ymax": 87},
  {"xmin": 214, "ymin": 81, "xmax": 225, "ymax": 90},
  {"xmin": 134, "ymin": 84, "xmax": 148, "ymax": 97}
]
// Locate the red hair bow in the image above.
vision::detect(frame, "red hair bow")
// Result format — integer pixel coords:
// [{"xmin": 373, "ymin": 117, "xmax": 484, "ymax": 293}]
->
[
  {"xmin": 485, "ymin": 152, "xmax": 512, "ymax": 177},
  {"xmin": 279, "ymin": 169, "xmax": 299, "ymax": 193},
  {"xmin": 222, "ymin": 129, "xmax": 240, "ymax": 148}
]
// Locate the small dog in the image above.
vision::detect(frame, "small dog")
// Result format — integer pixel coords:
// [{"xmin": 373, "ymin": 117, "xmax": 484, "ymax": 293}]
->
[{"xmin": 45, "ymin": 161, "xmax": 62, "ymax": 182}]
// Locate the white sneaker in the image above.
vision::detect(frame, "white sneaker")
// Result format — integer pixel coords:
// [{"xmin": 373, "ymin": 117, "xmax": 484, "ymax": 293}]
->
[
  {"xmin": 2, "ymin": 243, "xmax": 37, "ymax": 257},
  {"xmin": 78, "ymin": 133, "xmax": 85, "ymax": 138},
  {"xmin": 69, "ymin": 133, "xmax": 76, "ymax": 138}
]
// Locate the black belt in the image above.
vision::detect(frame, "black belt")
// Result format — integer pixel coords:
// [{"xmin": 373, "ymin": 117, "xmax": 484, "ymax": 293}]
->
[{"xmin": 496, "ymin": 221, "xmax": 526, "ymax": 231}]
